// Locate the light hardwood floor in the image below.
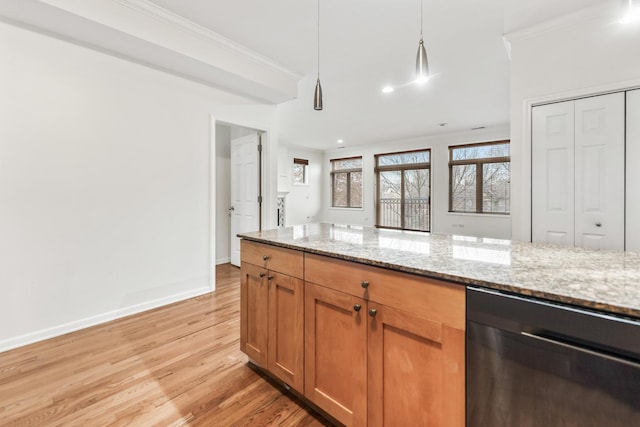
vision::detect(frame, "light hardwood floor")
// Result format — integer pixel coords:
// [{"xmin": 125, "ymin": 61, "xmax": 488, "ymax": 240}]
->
[{"xmin": 0, "ymin": 264, "xmax": 332, "ymax": 426}]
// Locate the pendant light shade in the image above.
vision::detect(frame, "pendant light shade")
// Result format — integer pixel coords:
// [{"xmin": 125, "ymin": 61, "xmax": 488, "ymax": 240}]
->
[
  {"xmin": 314, "ymin": 78, "xmax": 323, "ymax": 110},
  {"xmin": 416, "ymin": 37, "xmax": 429, "ymax": 82},
  {"xmin": 415, "ymin": 0, "xmax": 429, "ymax": 83},
  {"xmin": 314, "ymin": 0, "xmax": 323, "ymax": 110}
]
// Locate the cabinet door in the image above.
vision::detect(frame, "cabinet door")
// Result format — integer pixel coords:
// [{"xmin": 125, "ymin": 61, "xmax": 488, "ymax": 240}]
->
[
  {"xmin": 368, "ymin": 305, "xmax": 465, "ymax": 427},
  {"xmin": 268, "ymin": 272, "xmax": 304, "ymax": 391},
  {"xmin": 240, "ymin": 263, "xmax": 268, "ymax": 366},
  {"xmin": 305, "ymin": 283, "xmax": 367, "ymax": 427}
]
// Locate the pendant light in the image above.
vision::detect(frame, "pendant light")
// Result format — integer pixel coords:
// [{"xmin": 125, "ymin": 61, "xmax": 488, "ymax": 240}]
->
[
  {"xmin": 621, "ymin": 0, "xmax": 640, "ymax": 23},
  {"xmin": 314, "ymin": 0, "xmax": 323, "ymax": 110},
  {"xmin": 416, "ymin": 0, "xmax": 429, "ymax": 83}
]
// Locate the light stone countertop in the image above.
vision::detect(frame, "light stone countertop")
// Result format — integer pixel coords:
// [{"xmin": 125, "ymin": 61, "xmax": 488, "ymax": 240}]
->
[{"xmin": 239, "ymin": 223, "xmax": 640, "ymax": 319}]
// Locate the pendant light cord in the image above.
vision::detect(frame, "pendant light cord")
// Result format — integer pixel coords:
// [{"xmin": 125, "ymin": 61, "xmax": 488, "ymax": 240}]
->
[
  {"xmin": 317, "ymin": 0, "xmax": 320, "ymax": 78},
  {"xmin": 420, "ymin": 0, "xmax": 423, "ymax": 38}
]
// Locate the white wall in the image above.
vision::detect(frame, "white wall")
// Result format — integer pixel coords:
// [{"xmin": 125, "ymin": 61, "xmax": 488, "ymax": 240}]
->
[
  {"xmin": 507, "ymin": 3, "xmax": 640, "ymax": 241},
  {"xmin": 215, "ymin": 124, "xmax": 231, "ymax": 264},
  {"xmin": 277, "ymin": 144, "xmax": 291, "ymax": 194},
  {"xmin": 627, "ymin": 89, "xmax": 640, "ymax": 253},
  {"xmin": 285, "ymin": 147, "xmax": 324, "ymax": 226},
  {"xmin": 0, "ymin": 22, "xmax": 276, "ymax": 352},
  {"xmin": 321, "ymin": 127, "xmax": 511, "ymax": 239}
]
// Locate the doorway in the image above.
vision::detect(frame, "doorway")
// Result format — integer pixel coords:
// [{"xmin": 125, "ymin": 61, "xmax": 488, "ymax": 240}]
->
[{"xmin": 214, "ymin": 122, "xmax": 264, "ymax": 268}]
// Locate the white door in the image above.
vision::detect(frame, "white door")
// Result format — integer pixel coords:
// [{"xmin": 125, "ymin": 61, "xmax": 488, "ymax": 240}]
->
[
  {"xmin": 230, "ymin": 133, "xmax": 260, "ymax": 266},
  {"xmin": 532, "ymin": 100, "xmax": 575, "ymax": 246},
  {"xmin": 532, "ymin": 93, "xmax": 625, "ymax": 250},
  {"xmin": 626, "ymin": 89, "xmax": 640, "ymax": 252},
  {"xmin": 574, "ymin": 93, "xmax": 625, "ymax": 250}
]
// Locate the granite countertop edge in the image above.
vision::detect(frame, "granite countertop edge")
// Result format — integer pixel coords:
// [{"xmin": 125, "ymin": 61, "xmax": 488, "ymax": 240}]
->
[{"xmin": 238, "ymin": 233, "xmax": 640, "ymax": 320}]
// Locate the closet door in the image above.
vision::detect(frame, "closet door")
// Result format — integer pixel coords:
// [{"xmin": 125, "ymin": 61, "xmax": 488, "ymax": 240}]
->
[
  {"xmin": 574, "ymin": 93, "xmax": 625, "ymax": 250},
  {"xmin": 532, "ymin": 101, "xmax": 575, "ymax": 246},
  {"xmin": 627, "ymin": 89, "xmax": 640, "ymax": 253}
]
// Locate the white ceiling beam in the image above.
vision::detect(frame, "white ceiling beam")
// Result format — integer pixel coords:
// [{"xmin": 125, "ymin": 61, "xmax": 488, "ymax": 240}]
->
[{"xmin": 0, "ymin": 0, "xmax": 301, "ymax": 103}]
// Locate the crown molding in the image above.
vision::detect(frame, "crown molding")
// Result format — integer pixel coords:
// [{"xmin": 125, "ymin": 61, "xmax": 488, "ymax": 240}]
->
[
  {"xmin": 23, "ymin": 0, "xmax": 301, "ymax": 102},
  {"xmin": 504, "ymin": 2, "xmax": 617, "ymax": 43},
  {"xmin": 110, "ymin": 0, "xmax": 301, "ymax": 79}
]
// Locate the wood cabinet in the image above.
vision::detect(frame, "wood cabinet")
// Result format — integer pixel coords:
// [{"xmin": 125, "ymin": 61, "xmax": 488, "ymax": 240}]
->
[
  {"xmin": 240, "ymin": 262, "xmax": 269, "ymax": 366},
  {"xmin": 305, "ymin": 283, "xmax": 368, "ymax": 427},
  {"xmin": 240, "ymin": 240, "xmax": 304, "ymax": 391},
  {"xmin": 368, "ymin": 304, "xmax": 465, "ymax": 427},
  {"xmin": 240, "ymin": 241, "xmax": 465, "ymax": 427},
  {"xmin": 305, "ymin": 253, "xmax": 465, "ymax": 427}
]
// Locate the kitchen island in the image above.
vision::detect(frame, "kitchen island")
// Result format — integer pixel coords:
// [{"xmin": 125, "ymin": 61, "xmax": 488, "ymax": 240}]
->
[
  {"xmin": 238, "ymin": 223, "xmax": 640, "ymax": 427},
  {"xmin": 240, "ymin": 222, "xmax": 640, "ymax": 318}
]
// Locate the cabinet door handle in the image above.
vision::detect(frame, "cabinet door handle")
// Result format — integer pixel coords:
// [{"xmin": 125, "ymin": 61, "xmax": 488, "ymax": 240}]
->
[
  {"xmin": 353, "ymin": 304, "xmax": 362, "ymax": 312},
  {"xmin": 361, "ymin": 280, "xmax": 370, "ymax": 289},
  {"xmin": 368, "ymin": 308, "xmax": 377, "ymax": 317},
  {"xmin": 259, "ymin": 272, "xmax": 266, "ymax": 278},
  {"xmin": 263, "ymin": 255, "xmax": 270, "ymax": 261},
  {"xmin": 268, "ymin": 275, "xmax": 274, "ymax": 281}
]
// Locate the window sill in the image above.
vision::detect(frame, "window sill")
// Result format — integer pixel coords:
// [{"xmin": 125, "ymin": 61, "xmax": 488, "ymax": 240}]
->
[
  {"xmin": 329, "ymin": 206, "xmax": 364, "ymax": 211},
  {"xmin": 447, "ymin": 211, "xmax": 510, "ymax": 218}
]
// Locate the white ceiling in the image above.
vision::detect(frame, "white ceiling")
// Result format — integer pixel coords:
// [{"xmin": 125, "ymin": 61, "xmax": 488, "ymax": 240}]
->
[
  {"xmin": 148, "ymin": 0, "xmax": 617, "ymax": 150},
  {"xmin": 1, "ymin": 0, "xmax": 614, "ymax": 151},
  {"xmin": 150, "ymin": 0, "xmax": 511, "ymax": 150}
]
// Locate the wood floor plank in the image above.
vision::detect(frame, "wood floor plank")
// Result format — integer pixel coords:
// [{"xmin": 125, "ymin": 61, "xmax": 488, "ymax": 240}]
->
[{"xmin": 0, "ymin": 264, "xmax": 332, "ymax": 426}]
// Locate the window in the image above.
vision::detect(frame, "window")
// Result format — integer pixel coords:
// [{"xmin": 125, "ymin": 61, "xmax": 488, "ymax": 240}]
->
[
  {"xmin": 330, "ymin": 156, "xmax": 363, "ymax": 208},
  {"xmin": 375, "ymin": 149, "xmax": 431, "ymax": 231},
  {"xmin": 449, "ymin": 141, "xmax": 510, "ymax": 214},
  {"xmin": 292, "ymin": 158, "xmax": 308, "ymax": 185}
]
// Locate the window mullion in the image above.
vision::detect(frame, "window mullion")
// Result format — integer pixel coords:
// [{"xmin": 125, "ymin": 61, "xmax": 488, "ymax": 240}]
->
[
  {"xmin": 448, "ymin": 164, "xmax": 453, "ymax": 212},
  {"xmin": 331, "ymin": 173, "xmax": 336, "ymax": 207},
  {"xmin": 400, "ymin": 171, "xmax": 405, "ymax": 229},
  {"xmin": 476, "ymin": 161, "xmax": 483, "ymax": 213},
  {"xmin": 347, "ymin": 172, "xmax": 352, "ymax": 208},
  {"xmin": 376, "ymin": 169, "xmax": 380, "ymax": 226}
]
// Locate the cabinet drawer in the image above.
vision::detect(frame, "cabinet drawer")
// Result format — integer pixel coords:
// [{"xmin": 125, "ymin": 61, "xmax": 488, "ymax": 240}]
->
[
  {"xmin": 305, "ymin": 253, "xmax": 465, "ymax": 329},
  {"xmin": 241, "ymin": 240, "xmax": 304, "ymax": 279}
]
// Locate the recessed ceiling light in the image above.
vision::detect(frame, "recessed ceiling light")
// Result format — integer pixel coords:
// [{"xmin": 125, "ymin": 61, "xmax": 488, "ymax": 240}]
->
[
  {"xmin": 337, "ymin": 139, "xmax": 344, "ymax": 144},
  {"xmin": 382, "ymin": 86, "xmax": 394, "ymax": 93},
  {"xmin": 415, "ymin": 76, "xmax": 429, "ymax": 85}
]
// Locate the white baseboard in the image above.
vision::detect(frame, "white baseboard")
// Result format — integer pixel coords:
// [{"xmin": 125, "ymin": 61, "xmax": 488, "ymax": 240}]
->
[
  {"xmin": 216, "ymin": 257, "xmax": 230, "ymax": 265},
  {"xmin": 0, "ymin": 286, "xmax": 211, "ymax": 354}
]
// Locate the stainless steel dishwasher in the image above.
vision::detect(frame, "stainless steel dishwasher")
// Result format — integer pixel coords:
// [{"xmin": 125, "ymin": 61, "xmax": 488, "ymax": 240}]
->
[{"xmin": 466, "ymin": 286, "xmax": 640, "ymax": 427}]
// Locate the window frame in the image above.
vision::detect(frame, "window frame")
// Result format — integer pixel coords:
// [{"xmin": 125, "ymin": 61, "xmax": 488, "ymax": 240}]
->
[
  {"xmin": 374, "ymin": 148, "xmax": 431, "ymax": 232},
  {"xmin": 448, "ymin": 140, "xmax": 510, "ymax": 215},
  {"xmin": 292, "ymin": 157, "xmax": 309, "ymax": 185},
  {"xmin": 330, "ymin": 156, "xmax": 363, "ymax": 208}
]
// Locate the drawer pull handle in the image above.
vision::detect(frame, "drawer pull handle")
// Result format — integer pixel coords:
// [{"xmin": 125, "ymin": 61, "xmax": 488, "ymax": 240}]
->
[
  {"xmin": 369, "ymin": 308, "xmax": 377, "ymax": 317},
  {"xmin": 361, "ymin": 280, "xmax": 370, "ymax": 289},
  {"xmin": 353, "ymin": 304, "xmax": 362, "ymax": 312},
  {"xmin": 268, "ymin": 275, "xmax": 274, "ymax": 281},
  {"xmin": 259, "ymin": 272, "xmax": 266, "ymax": 278},
  {"xmin": 263, "ymin": 255, "xmax": 270, "ymax": 261}
]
